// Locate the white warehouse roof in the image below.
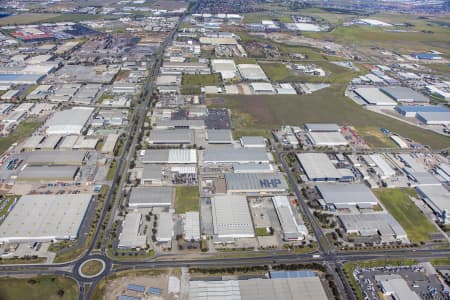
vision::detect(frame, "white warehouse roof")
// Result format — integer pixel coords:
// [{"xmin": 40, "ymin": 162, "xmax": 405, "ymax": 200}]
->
[
  {"xmin": 118, "ymin": 212, "xmax": 147, "ymax": 249},
  {"xmin": 44, "ymin": 107, "xmax": 94, "ymax": 135},
  {"xmin": 316, "ymin": 183, "xmax": 379, "ymax": 209},
  {"xmin": 212, "ymin": 195, "xmax": 254, "ymax": 238}
]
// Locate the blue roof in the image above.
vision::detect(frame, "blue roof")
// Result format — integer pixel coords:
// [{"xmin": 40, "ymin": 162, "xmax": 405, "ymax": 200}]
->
[
  {"xmin": 413, "ymin": 53, "xmax": 441, "ymax": 59},
  {"xmin": 118, "ymin": 296, "xmax": 140, "ymax": 300},
  {"xmin": 396, "ymin": 106, "xmax": 449, "ymax": 113},
  {"xmin": 148, "ymin": 287, "xmax": 161, "ymax": 295},
  {"xmin": 127, "ymin": 284, "xmax": 145, "ymax": 293},
  {"xmin": 270, "ymin": 270, "xmax": 316, "ymax": 279}
]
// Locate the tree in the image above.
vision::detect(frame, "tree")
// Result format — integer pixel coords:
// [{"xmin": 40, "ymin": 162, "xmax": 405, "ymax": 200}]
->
[{"xmin": 57, "ymin": 289, "xmax": 65, "ymax": 297}]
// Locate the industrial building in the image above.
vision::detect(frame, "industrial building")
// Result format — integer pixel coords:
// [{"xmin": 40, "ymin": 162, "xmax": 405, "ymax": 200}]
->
[
  {"xmin": 128, "ymin": 187, "xmax": 174, "ymax": 208},
  {"xmin": 225, "ymin": 173, "xmax": 289, "ymax": 193},
  {"xmin": 416, "ymin": 111, "xmax": 450, "ymax": 125},
  {"xmin": 297, "ymin": 153, "xmax": 353, "ymax": 182},
  {"xmin": 369, "ymin": 154, "xmax": 396, "ymax": 179},
  {"xmin": 101, "ymin": 134, "xmax": 120, "ymax": 154},
  {"xmin": 141, "ymin": 149, "xmax": 197, "ymax": 164},
  {"xmin": 156, "ymin": 212, "xmax": 174, "ymax": 243},
  {"xmin": 354, "ymin": 87, "xmax": 397, "ymax": 106},
  {"xmin": 206, "ymin": 129, "xmax": 233, "ymax": 144},
  {"xmin": 304, "ymin": 123, "xmax": 340, "ymax": 132},
  {"xmin": 202, "ymin": 148, "xmax": 271, "ymax": 164},
  {"xmin": 380, "ymin": 86, "xmax": 429, "ymax": 103},
  {"xmin": 44, "ymin": 107, "xmax": 94, "ymax": 135},
  {"xmin": 212, "ymin": 195, "xmax": 254, "ymax": 239},
  {"xmin": 118, "ymin": 212, "xmax": 147, "ymax": 249},
  {"xmin": 211, "ymin": 59, "xmax": 237, "ymax": 80},
  {"xmin": 17, "ymin": 165, "xmax": 79, "ymax": 182},
  {"xmin": 307, "ymin": 132, "xmax": 348, "ymax": 147},
  {"xmin": 183, "ymin": 211, "xmax": 200, "ymax": 241},
  {"xmin": 338, "ymin": 213, "xmax": 408, "ymax": 242},
  {"xmin": 155, "ymin": 119, "xmax": 205, "ymax": 130},
  {"xmin": 240, "ymin": 136, "xmax": 266, "ymax": 148},
  {"xmin": 250, "ymin": 82, "xmax": 275, "ymax": 94},
  {"xmin": 141, "ymin": 164, "xmax": 164, "ymax": 185},
  {"xmin": 316, "ymin": 183, "xmax": 379, "ymax": 209},
  {"xmin": 148, "ymin": 129, "xmax": 193, "ymax": 144},
  {"xmin": 416, "ymin": 185, "xmax": 450, "ymax": 224},
  {"xmin": 272, "ymin": 196, "xmax": 307, "ymax": 240},
  {"xmin": 233, "ymin": 163, "xmax": 274, "ymax": 174},
  {"xmin": 375, "ymin": 275, "xmax": 421, "ymax": 300},
  {"xmin": 237, "ymin": 64, "xmax": 268, "ymax": 81},
  {"xmin": 395, "ymin": 105, "xmax": 449, "ymax": 118},
  {"xmin": 26, "ymin": 150, "xmax": 86, "ymax": 166},
  {"xmin": 189, "ymin": 276, "xmax": 327, "ymax": 300},
  {"xmin": 0, "ymin": 194, "xmax": 92, "ymax": 243}
]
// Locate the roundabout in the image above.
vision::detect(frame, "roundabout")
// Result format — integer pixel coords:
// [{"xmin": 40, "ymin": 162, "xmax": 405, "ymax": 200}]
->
[{"xmin": 76, "ymin": 257, "xmax": 109, "ymax": 280}]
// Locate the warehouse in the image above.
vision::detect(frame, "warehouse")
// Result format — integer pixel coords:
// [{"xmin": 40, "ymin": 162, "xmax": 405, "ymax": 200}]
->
[
  {"xmin": 380, "ymin": 87, "xmax": 429, "ymax": 103},
  {"xmin": 199, "ymin": 37, "xmax": 238, "ymax": 45},
  {"xmin": 225, "ymin": 173, "xmax": 289, "ymax": 193},
  {"xmin": 416, "ymin": 111, "xmax": 450, "ymax": 125},
  {"xmin": 369, "ymin": 154, "xmax": 396, "ymax": 179},
  {"xmin": 250, "ymin": 82, "xmax": 275, "ymax": 94},
  {"xmin": 416, "ymin": 185, "xmax": 450, "ymax": 224},
  {"xmin": 0, "ymin": 74, "xmax": 43, "ymax": 85},
  {"xmin": 148, "ymin": 129, "xmax": 193, "ymax": 144},
  {"xmin": 206, "ymin": 129, "xmax": 233, "ymax": 144},
  {"xmin": 156, "ymin": 212, "xmax": 174, "ymax": 243},
  {"xmin": 316, "ymin": 183, "xmax": 379, "ymax": 209},
  {"xmin": 233, "ymin": 163, "xmax": 274, "ymax": 173},
  {"xmin": 296, "ymin": 153, "xmax": 343, "ymax": 182},
  {"xmin": 161, "ymin": 62, "xmax": 210, "ymax": 75},
  {"xmin": 276, "ymin": 83, "xmax": 297, "ymax": 95},
  {"xmin": 17, "ymin": 165, "xmax": 79, "ymax": 182},
  {"xmin": 375, "ymin": 275, "xmax": 421, "ymax": 300},
  {"xmin": 237, "ymin": 64, "xmax": 268, "ymax": 81},
  {"xmin": 211, "ymin": 195, "xmax": 254, "ymax": 239},
  {"xmin": 202, "ymin": 148, "xmax": 271, "ymax": 164},
  {"xmin": 44, "ymin": 107, "xmax": 94, "ymax": 135},
  {"xmin": 140, "ymin": 149, "xmax": 197, "ymax": 164},
  {"xmin": 58, "ymin": 135, "xmax": 79, "ymax": 150},
  {"xmin": 38, "ymin": 135, "xmax": 62, "ymax": 150},
  {"xmin": 118, "ymin": 212, "xmax": 147, "ymax": 249},
  {"xmin": 211, "ymin": 59, "xmax": 237, "ymax": 80},
  {"xmin": 339, "ymin": 213, "xmax": 408, "ymax": 242},
  {"xmin": 272, "ymin": 196, "xmax": 307, "ymax": 241},
  {"xmin": 21, "ymin": 135, "xmax": 45, "ymax": 150},
  {"xmin": 354, "ymin": 87, "xmax": 397, "ymax": 106},
  {"xmin": 189, "ymin": 276, "xmax": 327, "ymax": 300},
  {"xmin": 304, "ymin": 123, "xmax": 340, "ymax": 132},
  {"xmin": 155, "ymin": 119, "xmax": 205, "ymax": 130},
  {"xmin": 141, "ymin": 164, "xmax": 164, "ymax": 185},
  {"xmin": 240, "ymin": 136, "xmax": 266, "ymax": 148},
  {"xmin": 128, "ymin": 187, "xmax": 174, "ymax": 208},
  {"xmin": 0, "ymin": 194, "xmax": 92, "ymax": 243},
  {"xmin": 26, "ymin": 150, "xmax": 86, "ymax": 166},
  {"xmin": 307, "ymin": 132, "xmax": 348, "ymax": 147},
  {"xmin": 395, "ymin": 105, "xmax": 449, "ymax": 118},
  {"xmin": 183, "ymin": 211, "xmax": 200, "ymax": 241}
]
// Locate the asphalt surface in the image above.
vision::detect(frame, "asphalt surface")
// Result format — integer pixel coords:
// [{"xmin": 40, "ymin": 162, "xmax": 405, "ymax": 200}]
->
[{"xmin": 0, "ymin": 5, "xmax": 449, "ymax": 300}]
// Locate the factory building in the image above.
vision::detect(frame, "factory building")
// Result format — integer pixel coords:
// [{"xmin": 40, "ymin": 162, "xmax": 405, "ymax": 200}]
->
[
  {"xmin": 183, "ymin": 211, "xmax": 200, "ymax": 241},
  {"xmin": 140, "ymin": 164, "xmax": 164, "ymax": 185},
  {"xmin": 237, "ymin": 64, "xmax": 268, "ymax": 81},
  {"xmin": 148, "ymin": 129, "xmax": 193, "ymax": 144},
  {"xmin": 17, "ymin": 165, "xmax": 79, "ymax": 182},
  {"xmin": 128, "ymin": 187, "xmax": 174, "ymax": 208},
  {"xmin": 225, "ymin": 173, "xmax": 289, "ymax": 194},
  {"xmin": 369, "ymin": 154, "xmax": 396, "ymax": 179},
  {"xmin": 394, "ymin": 105, "xmax": 449, "ymax": 117},
  {"xmin": 240, "ymin": 136, "xmax": 266, "ymax": 148},
  {"xmin": 416, "ymin": 111, "xmax": 450, "ymax": 125},
  {"xmin": 0, "ymin": 194, "xmax": 92, "ymax": 243},
  {"xmin": 272, "ymin": 196, "xmax": 307, "ymax": 241},
  {"xmin": 206, "ymin": 129, "xmax": 233, "ymax": 144},
  {"xmin": 416, "ymin": 185, "xmax": 450, "ymax": 224},
  {"xmin": 380, "ymin": 87, "xmax": 429, "ymax": 103},
  {"xmin": 297, "ymin": 153, "xmax": 353, "ymax": 182},
  {"xmin": 211, "ymin": 59, "xmax": 237, "ymax": 80},
  {"xmin": 338, "ymin": 213, "xmax": 408, "ymax": 242},
  {"xmin": 212, "ymin": 195, "xmax": 254, "ymax": 239},
  {"xmin": 140, "ymin": 149, "xmax": 197, "ymax": 164},
  {"xmin": 202, "ymin": 148, "xmax": 271, "ymax": 165},
  {"xmin": 316, "ymin": 183, "xmax": 379, "ymax": 210},
  {"xmin": 375, "ymin": 275, "xmax": 421, "ymax": 300},
  {"xmin": 233, "ymin": 163, "xmax": 274, "ymax": 174},
  {"xmin": 26, "ymin": 150, "xmax": 87, "ymax": 166},
  {"xmin": 44, "ymin": 107, "xmax": 94, "ymax": 135},
  {"xmin": 354, "ymin": 87, "xmax": 397, "ymax": 106},
  {"xmin": 156, "ymin": 212, "xmax": 174, "ymax": 243},
  {"xmin": 118, "ymin": 212, "xmax": 147, "ymax": 249}
]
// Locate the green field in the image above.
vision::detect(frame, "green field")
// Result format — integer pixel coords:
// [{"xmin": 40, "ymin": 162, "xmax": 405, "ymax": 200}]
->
[
  {"xmin": 0, "ymin": 120, "xmax": 41, "ymax": 155},
  {"xmin": 255, "ymin": 227, "xmax": 272, "ymax": 236},
  {"xmin": 259, "ymin": 62, "xmax": 300, "ymax": 82},
  {"xmin": 210, "ymin": 86, "xmax": 450, "ymax": 150},
  {"xmin": 374, "ymin": 188, "xmax": 438, "ymax": 243},
  {"xmin": 182, "ymin": 74, "xmax": 221, "ymax": 86},
  {"xmin": 0, "ymin": 276, "xmax": 78, "ymax": 300},
  {"xmin": 355, "ymin": 126, "xmax": 398, "ymax": 148},
  {"xmin": 175, "ymin": 186, "xmax": 199, "ymax": 213}
]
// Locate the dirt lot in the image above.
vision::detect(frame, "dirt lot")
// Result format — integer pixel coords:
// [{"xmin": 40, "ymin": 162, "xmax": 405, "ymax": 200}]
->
[{"xmin": 105, "ymin": 273, "xmax": 179, "ymax": 300}]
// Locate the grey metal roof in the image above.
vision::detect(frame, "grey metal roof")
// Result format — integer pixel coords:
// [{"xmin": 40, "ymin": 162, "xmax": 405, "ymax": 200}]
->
[
  {"xmin": 0, "ymin": 194, "xmax": 92, "ymax": 242},
  {"xmin": 316, "ymin": 183, "xmax": 379, "ymax": 207},
  {"xmin": 203, "ymin": 148, "xmax": 269, "ymax": 164},
  {"xmin": 339, "ymin": 213, "xmax": 407, "ymax": 240},
  {"xmin": 212, "ymin": 195, "xmax": 254, "ymax": 238},
  {"xmin": 225, "ymin": 173, "xmax": 288, "ymax": 192},
  {"xmin": 142, "ymin": 164, "xmax": 163, "ymax": 180},
  {"xmin": 240, "ymin": 136, "xmax": 265, "ymax": 146},
  {"xmin": 380, "ymin": 87, "xmax": 429, "ymax": 103},
  {"xmin": 17, "ymin": 165, "xmax": 79, "ymax": 181},
  {"xmin": 304, "ymin": 123, "xmax": 340, "ymax": 132},
  {"xmin": 296, "ymin": 153, "xmax": 342, "ymax": 181},
  {"xmin": 128, "ymin": 186, "xmax": 173, "ymax": 207},
  {"xmin": 149, "ymin": 129, "xmax": 192, "ymax": 144},
  {"xmin": 207, "ymin": 129, "xmax": 233, "ymax": 143},
  {"xmin": 27, "ymin": 150, "xmax": 86, "ymax": 166}
]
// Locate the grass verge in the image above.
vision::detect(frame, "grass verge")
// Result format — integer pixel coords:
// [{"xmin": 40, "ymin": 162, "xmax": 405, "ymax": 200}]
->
[{"xmin": 175, "ymin": 186, "xmax": 199, "ymax": 213}]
